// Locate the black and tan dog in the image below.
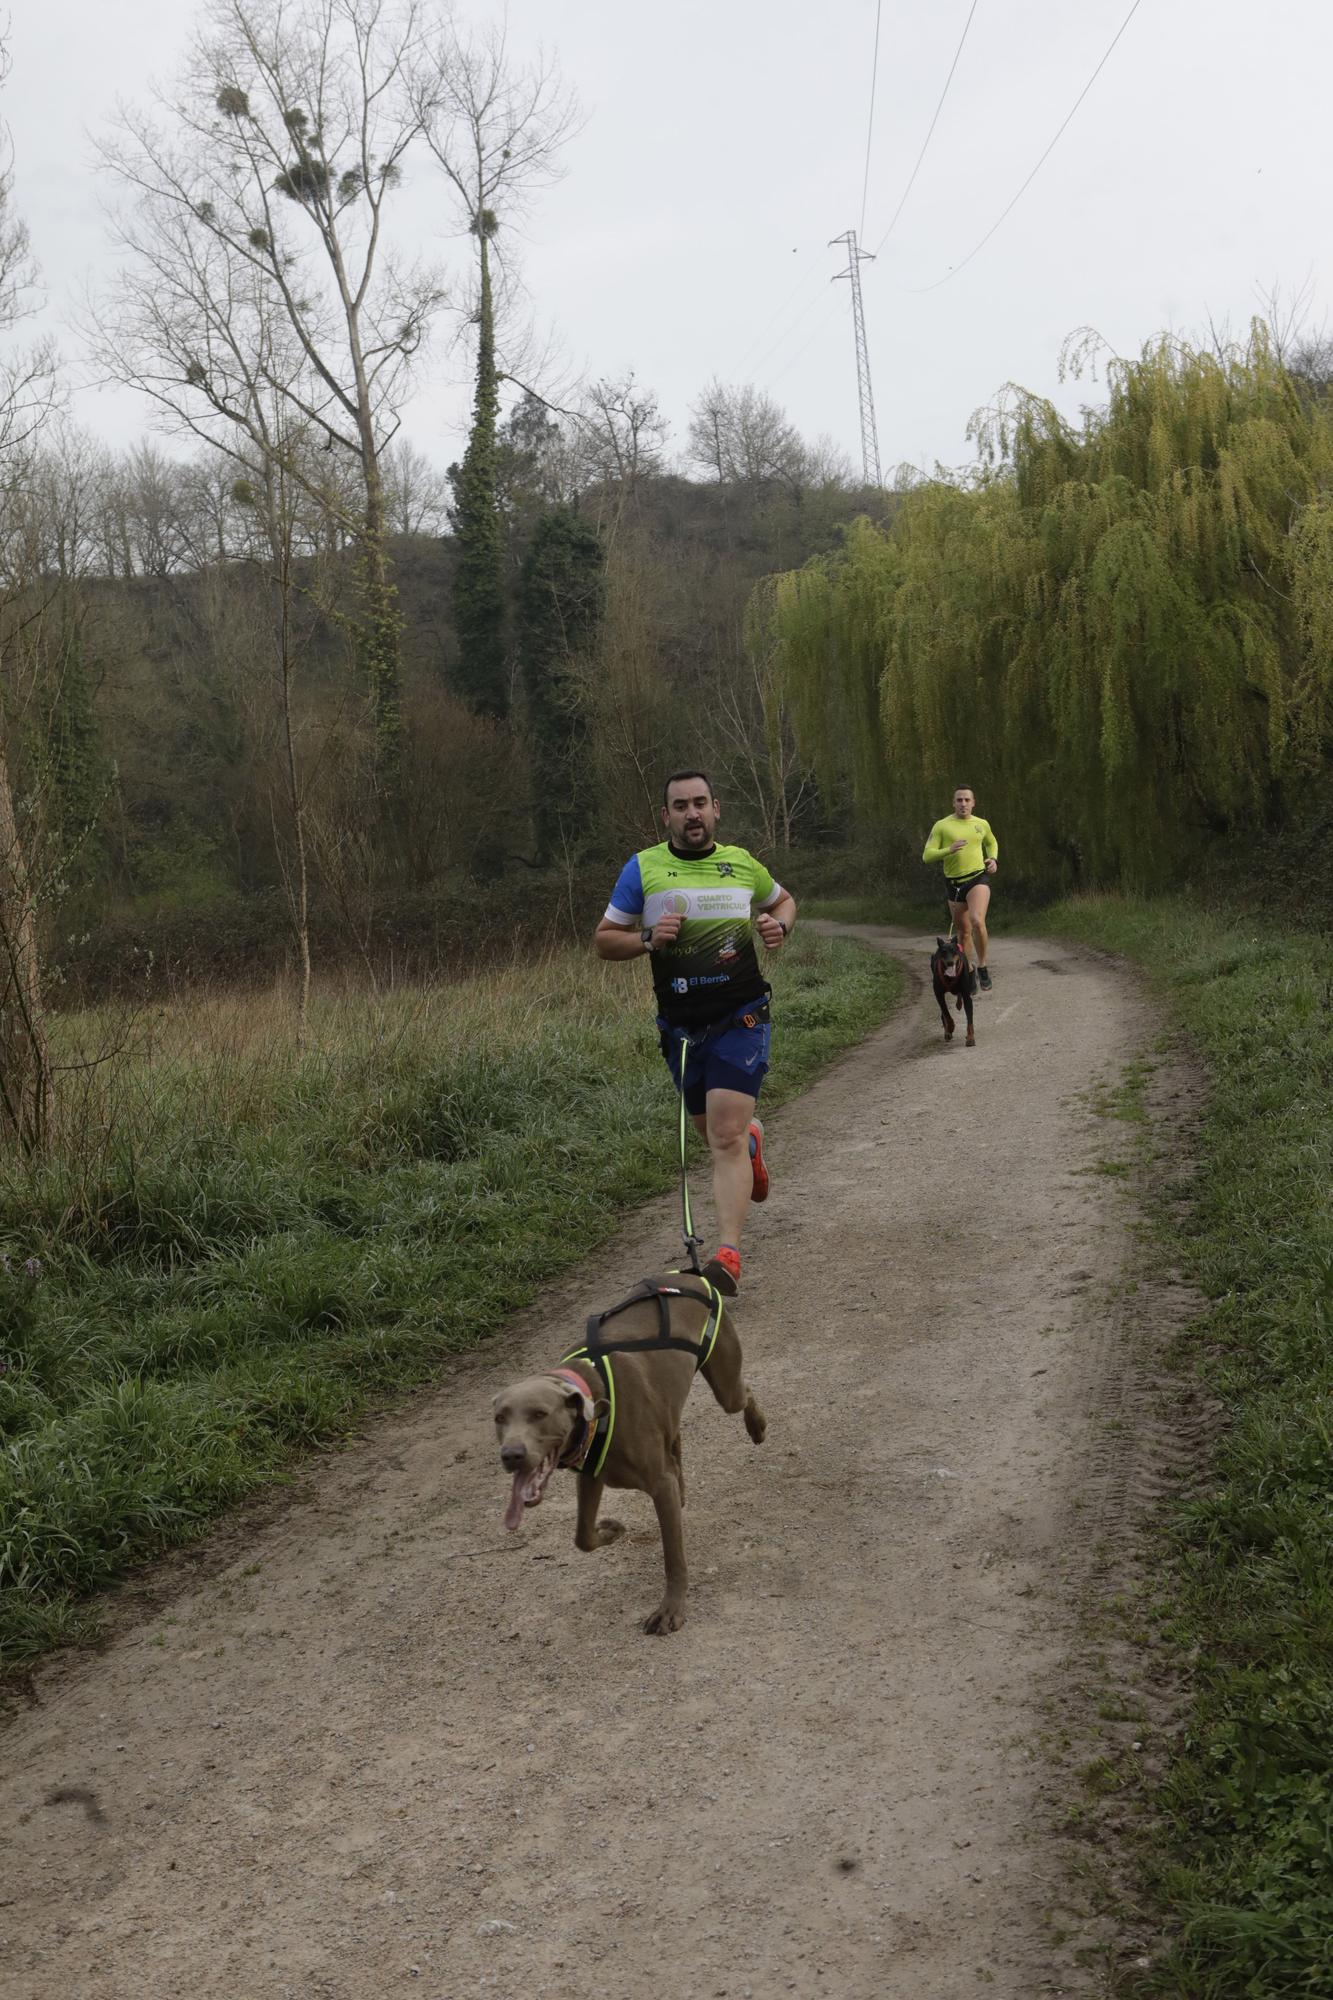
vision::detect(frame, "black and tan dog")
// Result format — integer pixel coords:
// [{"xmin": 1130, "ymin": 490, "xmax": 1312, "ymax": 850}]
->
[
  {"xmin": 931, "ymin": 934, "xmax": 976, "ymax": 1047},
  {"xmin": 492, "ymin": 1275, "xmax": 766, "ymax": 1634}
]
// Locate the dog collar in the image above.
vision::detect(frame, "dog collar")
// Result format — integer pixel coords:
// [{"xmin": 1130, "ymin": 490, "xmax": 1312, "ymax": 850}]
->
[
  {"xmin": 549, "ymin": 1366, "xmax": 596, "ymax": 1422},
  {"xmin": 549, "ymin": 1366, "xmax": 600, "ymax": 1471}
]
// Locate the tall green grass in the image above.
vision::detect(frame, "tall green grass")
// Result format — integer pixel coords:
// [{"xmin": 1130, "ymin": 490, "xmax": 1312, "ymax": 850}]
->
[
  {"xmin": 0, "ymin": 934, "xmax": 900, "ymax": 1666},
  {"xmin": 1045, "ymin": 895, "xmax": 1333, "ymax": 1998}
]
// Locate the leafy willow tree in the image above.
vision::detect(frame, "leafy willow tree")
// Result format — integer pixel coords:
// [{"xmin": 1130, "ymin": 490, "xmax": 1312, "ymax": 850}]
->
[
  {"xmin": 517, "ymin": 507, "xmax": 603, "ymax": 860},
  {"xmin": 755, "ymin": 326, "xmax": 1333, "ymax": 891}
]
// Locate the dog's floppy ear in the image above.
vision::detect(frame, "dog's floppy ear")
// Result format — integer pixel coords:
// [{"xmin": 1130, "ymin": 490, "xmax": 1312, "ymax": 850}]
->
[{"xmin": 559, "ymin": 1378, "xmax": 597, "ymax": 1423}]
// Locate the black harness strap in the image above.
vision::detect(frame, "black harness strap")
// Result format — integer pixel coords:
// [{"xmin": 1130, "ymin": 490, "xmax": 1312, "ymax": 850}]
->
[
  {"xmin": 582, "ymin": 1278, "xmax": 720, "ymax": 1367},
  {"xmin": 561, "ymin": 1278, "xmax": 725, "ymax": 1482}
]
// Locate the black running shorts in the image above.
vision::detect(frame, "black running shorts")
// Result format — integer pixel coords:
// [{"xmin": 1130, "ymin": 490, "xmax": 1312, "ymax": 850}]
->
[{"xmin": 945, "ymin": 869, "xmax": 990, "ymax": 905}]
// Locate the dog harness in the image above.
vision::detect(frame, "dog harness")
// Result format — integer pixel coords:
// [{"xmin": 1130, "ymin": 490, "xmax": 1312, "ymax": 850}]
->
[{"xmin": 558, "ymin": 1277, "xmax": 725, "ymax": 1480}]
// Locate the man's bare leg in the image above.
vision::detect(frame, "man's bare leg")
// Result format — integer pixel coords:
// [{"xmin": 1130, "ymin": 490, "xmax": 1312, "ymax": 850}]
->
[
  {"xmin": 691, "ymin": 1087, "xmax": 756, "ymax": 1251},
  {"xmin": 966, "ymin": 883, "xmax": 992, "ymax": 967}
]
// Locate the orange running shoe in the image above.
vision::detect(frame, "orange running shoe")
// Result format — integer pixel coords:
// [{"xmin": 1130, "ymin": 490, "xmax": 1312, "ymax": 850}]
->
[
  {"xmin": 703, "ymin": 1245, "xmax": 742, "ymax": 1294},
  {"xmin": 748, "ymin": 1118, "xmax": 769, "ymax": 1203}
]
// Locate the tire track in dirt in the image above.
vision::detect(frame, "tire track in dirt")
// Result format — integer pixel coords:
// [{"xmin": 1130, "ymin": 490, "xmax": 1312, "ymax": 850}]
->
[{"xmin": 2, "ymin": 926, "xmax": 1182, "ymax": 1999}]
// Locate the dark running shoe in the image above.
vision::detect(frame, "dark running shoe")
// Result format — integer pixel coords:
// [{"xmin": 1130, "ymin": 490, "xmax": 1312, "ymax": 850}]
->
[{"xmin": 977, "ymin": 966, "xmax": 993, "ymax": 992}]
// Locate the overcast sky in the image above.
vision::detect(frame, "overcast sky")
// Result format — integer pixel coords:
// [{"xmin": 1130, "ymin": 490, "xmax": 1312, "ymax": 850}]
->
[{"xmin": 8, "ymin": 0, "xmax": 1333, "ymax": 479}]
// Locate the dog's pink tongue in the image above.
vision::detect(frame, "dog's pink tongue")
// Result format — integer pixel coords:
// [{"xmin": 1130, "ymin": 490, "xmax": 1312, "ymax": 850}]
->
[{"xmin": 503, "ymin": 1471, "xmax": 527, "ymax": 1531}]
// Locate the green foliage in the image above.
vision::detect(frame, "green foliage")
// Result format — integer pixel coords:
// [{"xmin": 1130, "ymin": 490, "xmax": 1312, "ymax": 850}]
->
[
  {"xmin": 0, "ymin": 1253, "xmax": 42, "ymax": 1352},
  {"xmin": 518, "ymin": 507, "xmax": 604, "ymax": 858},
  {"xmin": 1043, "ymin": 895, "xmax": 1333, "ymax": 1997},
  {"xmin": 450, "ymin": 235, "xmax": 508, "ymax": 719},
  {"xmin": 0, "ymin": 934, "xmax": 900, "ymax": 1665},
  {"xmin": 760, "ymin": 327, "xmax": 1333, "ymax": 892}
]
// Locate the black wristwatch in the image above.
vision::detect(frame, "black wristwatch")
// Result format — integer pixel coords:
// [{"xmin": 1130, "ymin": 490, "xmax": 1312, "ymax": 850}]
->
[
  {"xmin": 776, "ymin": 919, "xmax": 789, "ymax": 936},
  {"xmin": 641, "ymin": 927, "xmax": 654, "ymax": 952}
]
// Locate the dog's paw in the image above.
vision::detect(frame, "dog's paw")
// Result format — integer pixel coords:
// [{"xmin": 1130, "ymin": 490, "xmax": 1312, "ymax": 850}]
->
[
  {"xmin": 642, "ymin": 1601, "xmax": 686, "ymax": 1636},
  {"xmin": 745, "ymin": 1402, "xmax": 766, "ymax": 1444}
]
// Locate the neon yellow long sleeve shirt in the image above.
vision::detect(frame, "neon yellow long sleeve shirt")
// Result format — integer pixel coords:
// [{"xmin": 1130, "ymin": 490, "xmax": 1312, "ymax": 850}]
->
[{"xmin": 922, "ymin": 815, "xmax": 998, "ymax": 879}]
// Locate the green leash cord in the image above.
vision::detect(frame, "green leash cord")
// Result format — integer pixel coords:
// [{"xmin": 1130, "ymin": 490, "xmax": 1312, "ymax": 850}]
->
[{"xmin": 677, "ymin": 1034, "xmax": 704, "ymax": 1274}]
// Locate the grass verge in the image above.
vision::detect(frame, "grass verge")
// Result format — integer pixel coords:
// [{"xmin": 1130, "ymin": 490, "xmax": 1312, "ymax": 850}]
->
[
  {"xmin": 0, "ymin": 932, "xmax": 900, "ymax": 1670},
  {"xmin": 803, "ymin": 894, "xmax": 942, "ymax": 928},
  {"xmin": 1044, "ymin": 894, "xmax": 1333, "ymax": 1999}
]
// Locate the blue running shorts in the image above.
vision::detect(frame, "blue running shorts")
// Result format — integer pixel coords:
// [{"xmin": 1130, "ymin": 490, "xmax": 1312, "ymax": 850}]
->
[{"xmin": 658, "ymin": 1018, "xmax": 772, "ymax": 1115}]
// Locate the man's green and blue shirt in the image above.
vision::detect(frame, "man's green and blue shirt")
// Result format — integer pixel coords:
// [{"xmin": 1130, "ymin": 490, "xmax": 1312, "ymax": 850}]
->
[{"xmin": 605, "ymin": 841, "xmax": 784, "ymax": 1030}]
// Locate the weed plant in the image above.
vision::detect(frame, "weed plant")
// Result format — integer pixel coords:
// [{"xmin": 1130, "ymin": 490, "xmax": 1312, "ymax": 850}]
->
[
  {"xmin": 0, "ymin": 933, "xmax": 899, "ymax": 1668},
  {"xmin": 1046, "ymin": 895, "xmax": 1333, "ymax": 1999}
]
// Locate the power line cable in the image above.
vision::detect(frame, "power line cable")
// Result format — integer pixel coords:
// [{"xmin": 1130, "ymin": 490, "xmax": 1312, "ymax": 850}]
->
[
  {"xmin": 732, "ymin": 252, "xmax": 829, "ymax": 379},
  {"xmin": 870, "ymin": 0, "xmax": 981, "ymax": 256},
  {"xmin": 858, "ymin": 0, "xmax": 885, "ymax": 243},
  {"xmin": 734, "ymin": 0, "xmax": 883, "ymax": 391},
  {"xmin": 763, "ymin": 291, "xmax": 847, "ymax": 396},
  {"xmin": 743, "ymin": 275, "xmax": 839, "ymax": 382},
  {"xmin": 899, "ymin": 0, "xmax": 1146, "ymax": 293}
]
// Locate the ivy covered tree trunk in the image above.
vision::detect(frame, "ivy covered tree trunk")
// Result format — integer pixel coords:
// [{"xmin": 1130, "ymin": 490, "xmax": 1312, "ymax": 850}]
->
[
  {"xmin": 451, "ymin": 224, "xmax": 508, "ymax": 719},
  {"xmin": 0, "ymin": 738, "xmax": 54, "ymax": 1154},
  {"xmin": 357, "ymin": 513, "xmax": 404, "ymax": 794},
  {"xmin": 518, "ymin": 507, "xmax": 605, "ymax": 861}
]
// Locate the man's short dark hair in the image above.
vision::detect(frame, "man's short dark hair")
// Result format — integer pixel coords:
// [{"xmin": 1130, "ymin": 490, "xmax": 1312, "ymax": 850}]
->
[{"xmin": 662, "ymin": 768, "xmax": 715, "ymax": 806}]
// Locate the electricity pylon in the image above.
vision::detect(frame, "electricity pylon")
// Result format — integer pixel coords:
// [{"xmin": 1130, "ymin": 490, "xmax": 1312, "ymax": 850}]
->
[{"xmin": 830, "ymin": 229, "xmax": 882, "ymax": 488}]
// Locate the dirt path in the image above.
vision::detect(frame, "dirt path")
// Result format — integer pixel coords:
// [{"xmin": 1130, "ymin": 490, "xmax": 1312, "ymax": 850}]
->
[{"xmin": 2, "ymin": 925, "xmax": 1163, "ymax": 2000}]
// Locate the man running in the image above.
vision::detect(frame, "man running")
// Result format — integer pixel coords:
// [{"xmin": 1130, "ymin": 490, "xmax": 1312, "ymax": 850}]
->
[
  {"xmin": 922, "ymin": 787, "xmax": 999, "ymax": 991},
  {"xmin": 594, "ymin": 770, "xmax": 796, "ymax": 1293}
]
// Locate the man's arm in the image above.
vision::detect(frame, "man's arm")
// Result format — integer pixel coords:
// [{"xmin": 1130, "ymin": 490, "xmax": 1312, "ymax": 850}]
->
[
  {"xmin": 593, "ymin": 854, "xmax": 657, "ymax": 960},
  {"xmin": 922, "ymin": 821, "xmax": 950, "ymax": 864},
  {"xmin": 755, "ymin": 887, "xmax": 797, "ymax": 951},
  {"xmin": 594, "ymin": 915, "xmax": 648, "ymax": 961},
  {"xmin": 982, "ymin": 822, "xmax": 999, "ymax": 865}
]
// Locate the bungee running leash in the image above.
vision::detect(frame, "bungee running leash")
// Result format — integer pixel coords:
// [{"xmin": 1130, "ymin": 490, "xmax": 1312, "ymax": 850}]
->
[{"xmin": 677, "ymin": 1033, "xmax": 704, "ymax": 1274}]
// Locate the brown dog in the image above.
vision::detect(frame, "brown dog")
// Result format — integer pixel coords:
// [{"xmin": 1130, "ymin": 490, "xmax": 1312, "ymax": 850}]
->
[
  {"xmin": 931, "ymin": 934, "xmax": 976, "ymax": 1047},
  {"xmin": 492, "ymin": 1275, "xmax": 766, "ymax": 1634}
]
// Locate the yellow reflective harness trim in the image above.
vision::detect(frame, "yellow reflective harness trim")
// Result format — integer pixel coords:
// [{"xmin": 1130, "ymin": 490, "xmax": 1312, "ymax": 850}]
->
[{"xmin": 561, "ymin": 1278, "xmax": 722, "ymax": 1483}]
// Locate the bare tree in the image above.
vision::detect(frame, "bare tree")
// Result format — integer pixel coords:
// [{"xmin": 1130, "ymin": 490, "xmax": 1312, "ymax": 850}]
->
[
  {"xmin": 0, "ymin": 40, "xmax": 59, "ymax": 1153},
  {"xmin": 723, "ymin": 610, "xmax": 814, "ymax": 851},
  {"xmin": 571, "ymin": 373, "xmax": 669, "ymax": 541},
  {"xmin": 420, "ymin": 19, "xmax": 578, "ymax": 275},
  {"xmin": 230, "ymin": 423, "xmax": 330, "ymax": 1050},
  {"xmin": 95, "ymin": 0, "xmax": 449, "ymax": 782},
  {"xmin": 686, "ymin": 379, "xmax": 806, "ymax": 492},
  {"xmin": 18, "ymin": 426, "xmax": 108, "ymax": 581},
  {"xmin": 381, "ymin": 436, "xmax": 450, "ymax": 536}
]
